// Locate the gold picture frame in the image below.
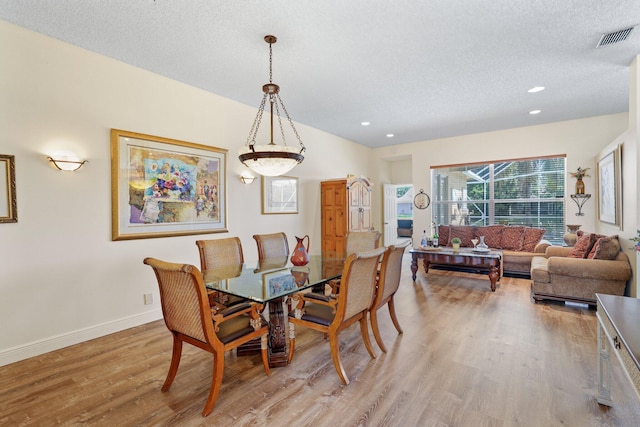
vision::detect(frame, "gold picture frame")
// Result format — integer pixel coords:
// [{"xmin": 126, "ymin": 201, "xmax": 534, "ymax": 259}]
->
[
  {"xmin": 111, "ymin": 129, "xmax": 227, "ymax": 240},
  {"xmin": 261, "ymin": 175, "xmax": 298, "ymax": 214},
  {"xmin": 0, "ymin": 154, "xmax": 17, "ymax": 223},
  {"xmin": 597, "ymin": 144, "xmax": 622, "ymax": 229}
]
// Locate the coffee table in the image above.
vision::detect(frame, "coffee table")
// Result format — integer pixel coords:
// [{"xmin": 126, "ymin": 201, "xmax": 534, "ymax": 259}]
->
[{"xmin": 410, "ymin": 247, "xmax": 502, "ymax": 291}]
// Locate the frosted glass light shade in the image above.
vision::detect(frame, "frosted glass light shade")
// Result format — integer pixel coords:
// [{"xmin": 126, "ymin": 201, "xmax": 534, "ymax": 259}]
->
[{"xmin": 238, "ymin": 144, "xmax": 304, "ymax": 176}]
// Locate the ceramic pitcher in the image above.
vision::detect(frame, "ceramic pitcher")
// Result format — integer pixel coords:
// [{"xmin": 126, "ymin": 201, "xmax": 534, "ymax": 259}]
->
[{"xmin": 291, "ymin": 235, "xmax": 310, "ymax": 266}]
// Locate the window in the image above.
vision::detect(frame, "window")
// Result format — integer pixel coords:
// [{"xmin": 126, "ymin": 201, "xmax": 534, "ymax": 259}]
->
[{"xmin": 431, "ymin": 156, "xmax": 566, "ymax": 244}]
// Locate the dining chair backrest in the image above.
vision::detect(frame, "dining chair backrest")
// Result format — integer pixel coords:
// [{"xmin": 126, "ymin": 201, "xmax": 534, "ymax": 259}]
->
[
  {"xmin": 376, "ymin": 240, "xmax": 411, "ymax": 304},
  {"xmin": 253, "ymin": 232, "xmax": 290, "ymax": 261},
  {"xmin": 196, "ymin": 237, "xmax": 244, "ymax": 271},
  {"xmin": 144, "ymin": 258, "xmax": 215, "ymax": 345},
  {"xmin": 345, "ymin": 231, "xmax": 381, "ymax": 256},
  {"xmin": 337, "ymin": 247, "xmax": 385, "ymax": 322}
]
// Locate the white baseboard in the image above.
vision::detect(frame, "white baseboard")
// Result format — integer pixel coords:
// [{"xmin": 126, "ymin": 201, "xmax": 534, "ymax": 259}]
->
[{"xmin": 0, "ymin": 309, "xmax": 163, "ymax": 367}]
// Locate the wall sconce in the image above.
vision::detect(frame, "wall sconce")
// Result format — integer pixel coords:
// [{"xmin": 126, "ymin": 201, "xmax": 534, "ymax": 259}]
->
[
  {"xmin": 47, "ymin": 152, "xmax": 87, "ymax": 171},
  {"xmin": 239, "ymin": 173, "xmax": 256, "ymax": 184}
]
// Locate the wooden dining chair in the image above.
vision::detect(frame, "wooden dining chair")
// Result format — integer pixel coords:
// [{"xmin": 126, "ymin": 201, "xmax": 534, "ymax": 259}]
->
[
  {"xmin": 328, "ymin": 230, "xmax": 382, "ymax": 295},
  {"xmin": 287, "ymin": 247, "xmax": 385, "ymax": 385},
  {"xmin": 253, "ymin": 232, "xmax": 290, "ymax": 262},
  {"xmin": 196, "ymin": 237, "xmax": 246, "ymax": 307},
  {"xmin": 370, "ymin": 240, "xmax": 410, "ymax": 352},
  {"xmin": 143, "ymin": 257, "xmax": 270, "ymax": 417}
]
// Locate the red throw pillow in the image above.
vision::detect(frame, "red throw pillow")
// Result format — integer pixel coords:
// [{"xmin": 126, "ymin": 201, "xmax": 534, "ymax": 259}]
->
[
  {"xmin": 522, "ymin": 227, "xmax": 546, "ymax": 252},
  {"xmin": 448, "ymin": 225, "xmax": 476, "ymax": 247},
  {"xmin": 438, "ymin": 225, "xmax": 449, "ymax": 246},
  {"xmin": 586, "ymin": 233, "xmax": 608, "ymax": 258},
  {"xmin": 568, "ymin": 233, "xmax": 596, "ymax": 258},
  {"xmin": 475, "ymin": 225, "xmax": 503, "ymax": 249},
  {"xmin": 500, "ymin": 226, "xmax": 525, "ymax": 251}
]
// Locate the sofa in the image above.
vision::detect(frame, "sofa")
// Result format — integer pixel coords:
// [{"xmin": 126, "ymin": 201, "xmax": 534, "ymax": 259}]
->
[
  {"xmin": 530, "ymin": 232, "xmax": 631, "ymax": 307},
  {"xmin": 437, "ymin": 224, "xmax": 550, "ymax": 276},
  {"xmin": 397, "ymin": 219, "xmax": 413, "ymax": 238}
]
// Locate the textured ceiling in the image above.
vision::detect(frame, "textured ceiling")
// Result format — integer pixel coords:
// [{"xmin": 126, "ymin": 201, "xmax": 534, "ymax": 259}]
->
[{"xmin": 1, "ymin": 1, "xmax": 640, "ymax": 147}]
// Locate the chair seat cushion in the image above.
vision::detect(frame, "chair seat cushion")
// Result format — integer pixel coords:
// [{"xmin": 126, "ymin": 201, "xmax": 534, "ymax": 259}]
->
[
  {"xmin": 216, "ymin": 315, "xmax": 264, "ymax": 344},
  {"xmin": 288, "ymin": 302, "xmax": 335, "ymax": 326}
]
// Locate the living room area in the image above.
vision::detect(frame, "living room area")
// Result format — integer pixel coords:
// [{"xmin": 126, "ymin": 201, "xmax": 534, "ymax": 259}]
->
[{"xmin": 2, "ymin": 2, "xmax": 640, "ymax": 425}]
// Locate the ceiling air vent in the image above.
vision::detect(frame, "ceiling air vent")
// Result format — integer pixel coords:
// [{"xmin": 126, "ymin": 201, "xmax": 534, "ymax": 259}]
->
[{"xmin": 596, "ymin": 26, "xmax": 635, "ymax": 48}]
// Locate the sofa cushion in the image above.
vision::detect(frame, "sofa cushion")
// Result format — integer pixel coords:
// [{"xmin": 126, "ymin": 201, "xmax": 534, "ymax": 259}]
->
[
  {"xmin": 475, "ymin": 225, "xmax": 503, "ymax": 249},
  {"xmin": 590, "ymin": 235, "xmax": 620, "ymax": 260},
  {"xmin": 438, "ymin": 225, "xmax": 449, "ymax": 246},
  {"xmin": 448, "ymin": 225, "xmax": 476, "ymax": 247},
  {"xmin": 568, "ymin": 233, "xmax": 596, "ymax": 258},
  {"xmin": 530, "ymin": 256, "xmax": 550, "ymax": 283},
  {"xmin": 501, "ymin": 226, "xmax": 525, "ymax": 251},
  {"xmin": 522, "ymin": 227, "xmax": 546, "ymax": 252}
]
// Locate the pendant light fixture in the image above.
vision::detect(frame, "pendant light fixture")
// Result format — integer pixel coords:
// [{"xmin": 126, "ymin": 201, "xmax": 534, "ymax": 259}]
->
[{"xmin": 238, "ymin": 35, "xmax": 306, "ymax": 176}]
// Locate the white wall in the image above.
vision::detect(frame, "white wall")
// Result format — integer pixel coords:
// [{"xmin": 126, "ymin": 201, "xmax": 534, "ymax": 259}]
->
[
  {"xmin": 375, "ymin": 113, "xmax": 629, "ymax": 233},
  {"xmin": 0, "ymin": 21, "xmax": 374, "ymax": 365}
]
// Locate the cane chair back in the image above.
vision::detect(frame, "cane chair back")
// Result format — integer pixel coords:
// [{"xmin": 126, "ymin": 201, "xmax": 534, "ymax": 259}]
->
[
  {"xmin": 253, "ymin": 232, "xmax": 290, "ymax": 261},
  {"xmin": 143, "ymin": 257, "xmax": 270, "ymax": 417},
  {"xmin": 196, "ymin": 237, "xmax": 244, "ymax": 270},
  {"xmin": 196, "ymin": 237, "xmax": 246, "ymax": 307},
  {"xmin": 328, "ymin": 230, "xmax": 381, "ymax": 296},
  {"xmin": 370, "ymin": 240, "xmax": 410, "ymax": 352},
  {"xmin": 345, "ymin": 230, "xmax": 381, "ymax": 255}
]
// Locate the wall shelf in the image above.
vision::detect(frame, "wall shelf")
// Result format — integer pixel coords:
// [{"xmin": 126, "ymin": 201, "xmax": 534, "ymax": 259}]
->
[{"xmin": 570, "ymin": 194, "xmax": 591, "ymax": 216}]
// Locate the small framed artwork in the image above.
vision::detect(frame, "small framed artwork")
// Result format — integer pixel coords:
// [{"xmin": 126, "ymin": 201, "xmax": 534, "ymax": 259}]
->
[
  {"xmin": 262, "ymin": 176, "xmax": 298, "ymax": 214},
  {"xmin": 597, "ymin": 145, "xmax": 622, "ymax": 228},
  {"xmin": 0, "ymin": 154, "xmax": 17, "ymax": 223},
  {"xmin": 262, "ymin": 269, "xmax": 297, "ymax": 298},
  {"xmin": 111, "ymin": 129, "xmax": 227, "ymax": 240}
]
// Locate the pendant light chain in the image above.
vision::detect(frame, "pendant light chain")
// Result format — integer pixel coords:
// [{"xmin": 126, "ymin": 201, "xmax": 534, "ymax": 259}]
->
[{"xmin": 238, "ymin": 34, "xmax": 305, "ymax": 176}]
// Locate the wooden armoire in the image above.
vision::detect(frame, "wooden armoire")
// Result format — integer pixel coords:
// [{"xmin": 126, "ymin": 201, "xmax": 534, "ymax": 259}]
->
[{"xmin": 321, "ymin": 176, "xmax": 373, "ymax": 260}]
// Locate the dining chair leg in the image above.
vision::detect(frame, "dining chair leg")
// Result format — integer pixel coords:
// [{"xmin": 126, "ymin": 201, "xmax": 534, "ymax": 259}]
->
[
  {"xmin": 370, "ymin": 308, "xmax": 387, "ymax": 353},
  {"xmin": 261, "ymin": 334, "xmax": 271, "ymax": 374},
  {"xmin": 162, "ymin": 335, "xmax": 183, "ymax": 392},
  {"xmin": 359, "ymin": 315, "xmax": 377, "ymax": 359},
  {"xmin": 329, "ymin": 333, "xmax": 349, "ymax": 385},
  {"xmin": 202, "ymin": 352, "xmax": 225, "ymax": 417},
  {"xmin": 388, "ymin": 298, "xmax": 404, "ymax": 334},
  {"xmin": 287, "ymin": 323, "xmax": 296, "ymax": 364}
]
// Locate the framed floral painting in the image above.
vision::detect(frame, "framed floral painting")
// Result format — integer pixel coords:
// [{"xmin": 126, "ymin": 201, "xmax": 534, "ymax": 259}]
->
[{"xmin": 111, "ymin": 129, "xmax": 227, "ymax": 240}]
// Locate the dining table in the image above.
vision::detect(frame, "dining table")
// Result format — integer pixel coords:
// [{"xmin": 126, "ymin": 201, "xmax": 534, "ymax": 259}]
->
[{"xmin": 203, "ymin": 255, "xmax": 344, "ymax": 367}]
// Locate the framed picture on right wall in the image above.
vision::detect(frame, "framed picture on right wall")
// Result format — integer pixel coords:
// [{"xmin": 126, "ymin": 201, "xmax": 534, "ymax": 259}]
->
[{"xmin": 597, "ymin": 144, "xmax": 622, "ymax": 228}]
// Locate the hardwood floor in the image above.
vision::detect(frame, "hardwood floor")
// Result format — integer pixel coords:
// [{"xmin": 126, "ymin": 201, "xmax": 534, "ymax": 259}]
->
[{"xmin": 2, "ymin": 255, "xmax": 639, "ymax": 426}]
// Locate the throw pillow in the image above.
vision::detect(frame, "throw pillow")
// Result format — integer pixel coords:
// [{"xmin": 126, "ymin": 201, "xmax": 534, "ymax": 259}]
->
[
  {"xmin": 500, "ymin": 226, "xmax": 525, "ymax": 251},
  {"xmin": 591, "ymin": 236, "xmax": 621, "ymax": 260},
  {"xmin": 522, "ymin": 227, "xmax": 546, "ymax": 252},
  {"xmin": 586, "ymin": 233, "xmax": 608, "ymax": 259},
  {"xmin": 568, "ymin": 233, "xmax": 596, "ymax": 258},
  {"xmin": 448, "ymin": 225, "xmax": 476, "ymax": 247},
  {"xmin": 438, "ymin": 225, "xmax": 449, "ymax": 246},
  {"xmin": 475, "ymin": 225, "xmax": 504, "ymax": 249}
]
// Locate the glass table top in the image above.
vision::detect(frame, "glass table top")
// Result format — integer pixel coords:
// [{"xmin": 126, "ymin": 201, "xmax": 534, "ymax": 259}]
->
[{"xmin": 203, "ymin": 255, "xmax": 344, "ymax": 303}]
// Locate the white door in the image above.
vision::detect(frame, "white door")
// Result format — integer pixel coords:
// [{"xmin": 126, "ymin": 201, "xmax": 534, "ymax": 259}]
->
[{"xmin": 383, "ymin": 184, "xmax": 397, "ymax": 246}]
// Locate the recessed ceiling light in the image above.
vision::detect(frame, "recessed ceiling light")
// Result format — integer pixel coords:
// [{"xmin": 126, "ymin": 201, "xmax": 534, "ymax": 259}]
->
[
  {"xmin": 361, "ymin": 121, "xmax": 370, "ymax": 126},
  {"xmin": 528, "ymin": 86, "xmax": 545, "ymax": 93},
  {"xmin": 386, "ymin": 133, "xmax": 394, "ymax": 138},
  {"xmin": 529, "ymin": 110, "xmax": 541, "ymax": 115}
]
